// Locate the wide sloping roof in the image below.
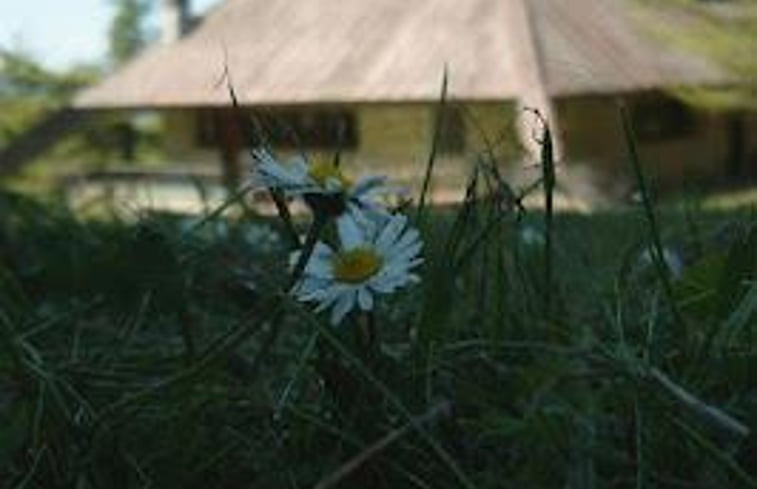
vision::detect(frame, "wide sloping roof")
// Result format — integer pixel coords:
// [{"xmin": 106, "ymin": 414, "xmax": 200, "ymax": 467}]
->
[
  {"xmin": 531, "ymin": 0, "xmax": 729, "ymax": 96},
  {"xmin": 75, "ymin": 0, "xmax": 731, "ymax": 109}
]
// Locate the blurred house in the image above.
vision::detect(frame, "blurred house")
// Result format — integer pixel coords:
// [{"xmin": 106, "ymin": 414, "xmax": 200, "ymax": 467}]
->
[{"xmin": 74, "ymin": 0, "xmax": 757, "ymax": 198}]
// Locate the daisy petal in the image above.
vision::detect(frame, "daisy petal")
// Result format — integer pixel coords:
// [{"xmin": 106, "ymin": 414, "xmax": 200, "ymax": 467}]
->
[
  {"xmin": 352, "ymin": 175, "xmax": 388, "ymax": 197},
  {"xmin": 357, "ymin": 287, "xmax": 374, "ymax": 311},
  {"xmin": 313, "ymin": 284, "xmax": 344, "ymax": 313},
  {"xmin": 336, "ymin": 214, "xmax": 365, "ymax": 250},
  {"xmin": 330, "ymin": 288, "xmax": 356, "ymax": 325},
  {"xmin": 393, "ymin": 228, "xmax": 421, "ymax": 253},
  {"xmin": 375, "ymin": 214, "xmax": 407, "ymax": 251}
]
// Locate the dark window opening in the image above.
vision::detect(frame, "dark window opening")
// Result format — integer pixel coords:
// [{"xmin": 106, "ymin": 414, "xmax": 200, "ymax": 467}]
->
[
  {"xmin": 196, "ymin": 109, "xmax": 358, "ymax": 150},
  {"xmin": 629, "ymin": 94, "xmax": 695, "ymax": 142},
  {"xmin": 196, "ymin": 110, "xmax": 218, "ymax": 148}
]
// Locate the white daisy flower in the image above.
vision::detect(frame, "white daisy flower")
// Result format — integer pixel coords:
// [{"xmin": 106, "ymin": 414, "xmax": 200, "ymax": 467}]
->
[
  {"xmin": 291, "ymin": 213, "xmax": 423, "ymax": 325},
  {"xmin": 251, "ymin": 148, "xmax": 348, "ymax": 195},
  {"xmin": 250, "ymin": 148, "xmax": 394, "ymax": 224}
]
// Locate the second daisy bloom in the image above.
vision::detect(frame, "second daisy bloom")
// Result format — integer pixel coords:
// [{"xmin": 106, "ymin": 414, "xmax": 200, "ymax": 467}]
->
[
  {"xmin": 251, "ymin": 148, "xmax": 393, "ymax": 223},
  {"xmin": 292, "ymin": 214, "xmax": 423, "ymax": 325}
]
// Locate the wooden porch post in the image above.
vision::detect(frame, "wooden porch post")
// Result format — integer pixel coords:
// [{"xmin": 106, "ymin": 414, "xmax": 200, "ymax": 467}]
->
[
  {"xmin": 505, "ymin": 0, "xmax": 564, "ymax": 163},
  {"xmin": 725, "ymin": 111, "xmax": 746, "ymax": 180},
  {"xmin": 215, "ymin": 108, "xmax": 244, "ymax": 193}
]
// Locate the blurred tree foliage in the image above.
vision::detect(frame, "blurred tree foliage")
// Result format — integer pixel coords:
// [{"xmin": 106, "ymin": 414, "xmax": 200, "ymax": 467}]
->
[
  {"xmin": 0, "ymin": 48, "xmax": 100, "ymax": 147},
  {"xmin": 108, "ymin": 0, "xmax": 150, "ymax": 66},
  {"xmin": 0, "ymin": 1, "xmax": 159, "ymax": 187},
  {"xmin": 636, "ymin": 0, "xmax": 757, "ymax": 109},
  {"xmin": 0, "ymin": 49, "xmax": 97, "ymax": 101}
]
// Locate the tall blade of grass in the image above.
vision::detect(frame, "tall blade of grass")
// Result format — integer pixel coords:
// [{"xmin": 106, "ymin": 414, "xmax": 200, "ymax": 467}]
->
[
  {"xmin": 11, "ymin": 445, "xmax": 47, "ymax": 489},
  {"xmin": 475, "ymin": 198, "xmax": 492, "ymax": 330},
  {"xmin": 527, "ymin": 114, "xmax": 598, "ymax": 487},
  {"xmin": 0, "ymin": 308, "xmax": 22, "ymax": 371},
  {"xmin": 650, "ymin": 367, "xmax": 749, "ymax": 439},
  {"xmin": 633, "ymin": 395, "xmax": 647, "ymax": 489},
  {"xmin": 619, "ymin": 104, "xmax": 688, "ymax": 342},
  {"xmin": 287, "ymin": 404, "xmax": 440, "ymax": 486},
  {"xmin": 285, "ymin": 404, "xmax": 365, "ymax": 448},
  {"xmin": 670, "ymin": 417, "xmax": 757, "ymax": 488},
  {"xmin": 414, "ymin": 163, "xmax": 481, "ymax": 347},
  {"xmin": 452, "ymin": 212, "xmax": 506, "ymax": 274},
  {"xmin": 309, "ymin": 314, "xmax": 479, "ymax": 489},
  {"xmin": 444, "ymin": 164, "xmax": 480, "ymax": 259},
  {"xmin": 286, "ymin": 213, "xmax": 328, "ymax": 291},
  {"xmin": 98, "ymin": 210, "xmax": 326, "ymax": 423},
  {"xmin": 0, "ymin": 263, "xmax": 31, "ymax": 317},
  {"xmin": 313, "ymin": 401, "xmax": 452, "ymax": 489},
  {"xmin": 242, "ymin": 212, "xmax": 331, "ymax": 382},
  {"xmin": 179, "ymin": 182, "xmax": 254, "ymax": 237},
  {"xmin": 96, "ymin": 292, "xmax": 152, "ymax": 367},
  {"xmin": 540, "ymin": 122, "xmax": 555, "ymax": 320},
  {"xmin": 233, "ymin": 216, "xmax": 329, "ymax": 382},
  {"xmin": 223, "ymin": 64, "xmax": 300, "ymax": 249},
  {"xmin": 492, "ymin": 213, "xmax": 508, "ymax": 339},
  {"xmin": 177, "ymin": 303, "xmax": 197, "ymax": 365},
  {"xmin": 94, "ymin": 294, "xmax": 282, "ymax": 423},
  {"xmin": 416, "ymin": 68, "xmax": 448, "ymax": 226},
  {"xmin": 717, "ymin": 280, "xmax": 757, "ymax": 348},
  {"xmin": 274, "ymin": 330, "xmax": 319, "ymax": 415}
]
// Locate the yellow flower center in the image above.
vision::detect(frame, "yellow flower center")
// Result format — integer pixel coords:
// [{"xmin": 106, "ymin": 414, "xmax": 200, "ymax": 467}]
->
[
  {"xmin": 308, "ymin": 159, "xmax": 352, "ymax": 190},
  {"xmin": 332, "ymin": 247, "xmax": 383, "ymax": 283}
]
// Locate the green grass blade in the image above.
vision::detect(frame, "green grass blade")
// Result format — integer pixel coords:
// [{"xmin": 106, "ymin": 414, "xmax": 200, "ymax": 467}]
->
[
  {"xmin": 619, "ymin": 103, "xmax": 688, "ymax": 343},
  {"xmin": 416, "ymin": 68, "xmax": 448, "ymax": 226},
  {"xmin": 312, "ymin": 318, "xmax": 480, "ymax": 489}
]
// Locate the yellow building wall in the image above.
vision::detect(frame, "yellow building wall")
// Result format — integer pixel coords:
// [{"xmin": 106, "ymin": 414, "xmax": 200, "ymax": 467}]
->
[
  {"xmin": 556, "ymin": 95, "xmax": 736, "ymax": 190},
  {"xmin": 160, "ymin": 102, "xmax": 519, "ymax": 199},
  {"xmin": 162, "ymin": 110, "xmax": 219, "ymax": 166},
  {"xmin": 351, "ymin": 102, "xmax": 518, "ymax": 193},
  {"xmin": 743, "ymin": 111, "xmax": 757, "ymax": 175},
  {"xmin": 161, "ymin": 97, "xmax": 753, "ymax": 203}
]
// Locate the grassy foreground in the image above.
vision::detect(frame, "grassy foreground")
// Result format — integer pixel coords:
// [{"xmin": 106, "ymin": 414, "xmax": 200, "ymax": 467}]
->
[{"xmin": 0, "ymin": 167, "xmax": 755, "ymax": 488}]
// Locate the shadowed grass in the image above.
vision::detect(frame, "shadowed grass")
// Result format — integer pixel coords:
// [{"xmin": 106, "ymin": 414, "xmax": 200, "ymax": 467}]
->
[{"xmin": 0, "ymin": 123, "xmax": 756, "ymax": 489}]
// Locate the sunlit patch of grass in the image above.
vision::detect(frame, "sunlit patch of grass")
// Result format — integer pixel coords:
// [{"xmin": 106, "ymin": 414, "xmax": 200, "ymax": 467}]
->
[{"xmin": 700, "ymin": 187, "xmax": 757, "ymax": 210}]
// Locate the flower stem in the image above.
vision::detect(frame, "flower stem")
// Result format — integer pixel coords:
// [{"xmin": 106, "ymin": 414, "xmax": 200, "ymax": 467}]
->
[
  {"xmin": 243, "ymin": 213, "xmax": 330, "ymax": 384},
  {"xmin": 286, "ymin": 212, "xmax": 328, "ymax": 292},
  {"xmin": 360, "ymin": 310, "xmax": 379, "ymax": 366}
]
